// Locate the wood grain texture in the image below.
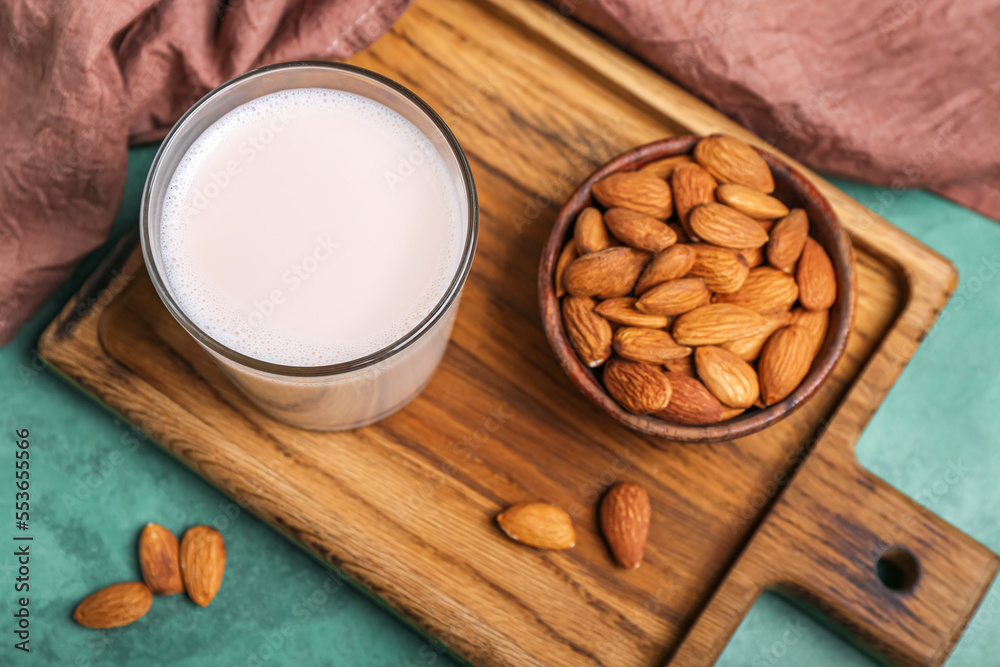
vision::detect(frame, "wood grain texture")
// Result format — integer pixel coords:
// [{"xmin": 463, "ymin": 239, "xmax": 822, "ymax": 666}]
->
[{"xmin": 37, "ymin": 0, "xmax": 996, "ymax": 665}]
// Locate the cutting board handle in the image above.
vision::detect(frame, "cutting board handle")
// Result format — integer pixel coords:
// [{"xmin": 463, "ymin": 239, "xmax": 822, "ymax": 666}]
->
[{"xmin": 671, "ymin": 446, "xmax": 998, "ymax": 666}]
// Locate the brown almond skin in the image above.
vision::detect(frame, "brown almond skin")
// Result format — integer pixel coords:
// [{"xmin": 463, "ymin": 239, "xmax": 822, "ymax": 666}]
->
[
  {"xmin": 797, "ymin": 238, "xmax": 837, "ymax": 310},
  {"xmin": 604, "ymin": 207, "xmax": 677, "ymax": 252},
  {"xmin": 672, "ymin": 304, "xmax": 768, "ymax": 346},
  {"xmin": 74, "ymin": 582, "xmax": 153, "ymax": 629},
  {"xmin": 636, "ymin": 278, "xmax": 711, "ymax": 316},
  {"xmin": 180, "ymin": 525, "xmax": 226, "ymax": 607},
  {"xmin": 759, "ymin": 325, "xmax": 814, "ymax": 405},
  {"xmin": 563, "ymin": 296, "xmax": 613, "ymax": 368},
  {"xmin": 716, "ymin": 184, "xmax": 789, "ymax": 219},
  {"xmin": 639, "ymin": 155, "xmax": 692, "ymax": 179},
  {"xmin": 600, "ymin": 483, "xmax": 651, "ymax": 569},
  {"xmin": 554, "ymin": 239, "xmax": 578, "ymax": 298},
  {"xmin": 613, "ymin": 327, "xmax": 692, "ymax": 364},
  {"xmin": 604, "ymin": 360, "xmax": 673, "ymax": 415},
  {"xmin": 663, "ymin": 355, "xmax": 696, "ymax": 377},
  {"xmin": 689, "ymin": 245, "xmax": 750, "ymax": 293},
  {"xmin": 671, "ymin": 162, "xmax": 717, "ymax": 234},
  {"xmin": 563, "ymin": 247, "xmax": 651, "ymax": 299},
  {"xmin": 720, "ymin": 311, "xmax": 793, "ymax": 361},
  {"xmin": 790, "ymin": 307, "xmax": 830, "ymax": 359},
  {"xmin": 497, "ymin": 503, "xmax": 576, "ymax": 550},
  {"xmin": 592, "ymin": 172, "xmax": 673, "ymax": 219},
  {"xmin": 694, "ymin": 135, "xmax": 775, "ymax": 193},
  {"xmin": 767, "ymin": 209, "xmax": 809, "ymax": 272},
  {"xmin": 737, "ymin": 245, "xmax": 765, "ymax": 269},
  {"xmin": 714, "ymin": 266, "xmax": 799, "ymax": 314},
  {"xmin": 695, "ymin": 346, "xmax": 760, "ymax": 408},
  {"xmin": 595, "ymin": 297, "xmax": 669, "ymax": 328},
  {"xmin": 574, "ymin": 207, "xmax": 610, "ymax": 255},
  {"xmin": 654, "ymin": 373, "xmax": 724, "ymax": 425},
  {"xmin": 634, "ymin": 245, "xmax": 696, "ymax": 295},
  {"xmin": 138, "ymin": 523, "xmax": 184, "ymax": 596},
  {"xmin": 689, "ymin": 203, "xmax": 769, "ymax": 249}
]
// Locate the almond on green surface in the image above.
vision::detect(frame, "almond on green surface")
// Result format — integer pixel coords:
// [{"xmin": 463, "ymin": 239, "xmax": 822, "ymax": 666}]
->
[
  {"xmin": 497, "ymin": 503, "xmax": 576, "ymax": 550},
  {"xmin": 600, "ymin": 483, "xmax": 651, "ymax": 569},
  {"xmin": 180, "ymin": 525, "xmax": 226, "ymax": 608},
  {"xmin": 74, "ymin": 582, "xmax": 153, "ymax": 629},
  {"xmin": 592, "ymin": 172, "xmax": 673, "ymax": 219},
  {"xmin": 138, "ymin": 523, "xmax": 184, "ymax": 596}
]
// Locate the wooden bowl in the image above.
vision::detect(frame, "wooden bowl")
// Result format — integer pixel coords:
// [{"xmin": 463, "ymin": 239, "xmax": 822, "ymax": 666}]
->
[{"xmin": 539, "ymin": 136, "xmax": 856, "ymax": 443}]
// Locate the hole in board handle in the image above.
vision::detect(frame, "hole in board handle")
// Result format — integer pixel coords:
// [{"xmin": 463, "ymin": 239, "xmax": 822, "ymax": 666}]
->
[{"xmin": 876, "ymin": 546, "xmax": 920, "ymax": 592}]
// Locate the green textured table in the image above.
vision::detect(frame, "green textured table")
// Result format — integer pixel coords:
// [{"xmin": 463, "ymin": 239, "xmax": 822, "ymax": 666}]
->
[{"xmin": 1, "ymin": 142, "xmax": 998, "ymax": 666}]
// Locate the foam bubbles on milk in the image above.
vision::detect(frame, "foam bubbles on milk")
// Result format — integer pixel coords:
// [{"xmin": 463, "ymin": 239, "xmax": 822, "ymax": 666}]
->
[{"xmin": 160, "ymin": 88, "xmax": 464, "ymax": 367}]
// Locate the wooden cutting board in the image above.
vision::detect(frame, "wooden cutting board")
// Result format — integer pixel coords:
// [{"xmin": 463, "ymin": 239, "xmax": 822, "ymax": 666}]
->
[{"xmin": 39, "ymin": 0, "xmax": 998, "ymax": 664}]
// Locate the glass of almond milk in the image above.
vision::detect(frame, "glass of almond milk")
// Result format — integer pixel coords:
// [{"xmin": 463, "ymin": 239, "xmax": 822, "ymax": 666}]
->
[{"xmin": 141, "ymin": 62, "xmax": 478, "ymax": 430}]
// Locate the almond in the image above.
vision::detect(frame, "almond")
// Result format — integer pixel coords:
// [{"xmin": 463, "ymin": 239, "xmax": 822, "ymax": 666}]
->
[
  {"xmin": 574, "ymin": 207, "xmax": 610, "ymax": 254},
  {"xmin": 138, "ymin": 523, "xmax": 184, "ymax": 596},
  {"xmin": 604, "ymin": 207, "xmax": 677, "ymax": 252},
  {"xmin": 636, "ymin": 278, "xmax": 711, "ymax": 316},
  {"xmin": 595, "ymin": 297, "xmax": 668, "ymax": 328},
  {"xmin": 689, "ymin": 203, "xmax": 769, "ymax": 249},
  {"xmin": 640, "ymin": 155, "xmax": 693, "ymax": 179},
  {"xmin": 767, "ymin": 209, "xmax": 809, "ymax": 272},
  {"xmin": 592, "ymin": 172, "xmax": 672, "ymax": 219},
  {"xmin": 789, "ymin": 307, "xmax": 830, "ymax": 360},
  {"xmin": 672, "ymin": 304, "xmax": 768, "ymax": 346},
  {"xmin": 716, "ymin": 184, "xmax": 789, "ymax": 219},
  {"xmin": 604, "ymin": 359, "xmax": 673, "ymax": 414},
  {"xmin": 663, "ymin": 356, "xmax": 696, "ymax": 377},
  {"xmin": 613, "ymin": 327, "xmax": 692, "ymax": 364},
  {"xmin": 720, "ymin": 310, "xmax": 793, "ymax": 361},
  {"xmin": 694, "ymin": 346, "xmax": 760, "ymax": 408},
  {"xmin": 720, "ymin": 405, "xmax": 746, "ymax": 420},
  {"xmin": 694, "ymin": 135, "xmax": 775, "ymax": 193},
  {"xmin": 654, "ymin": 373, "xmax": 724, "ymax": 424},
  {"xmin": 74, "ymin": 582, "xmax": 153, "ymax": 629},
  {"xmin": 563, "ymin": 296, "xmax": 613, "ymax": 368},
  {"xmin": 554, "ymin": 239, "xmax": 578, "ymax": 298},
  {"xmin": 759, "ymin": 325, "xmax": 813, "ymax": 405},
  {"xmin": 180, "ymin": 525, "xmax": 226, "ymax": 607},
  {"xmin": 688, "ymin": 245, "xmax": 750, "ymax": 293},
  {"xmin": 667, "ymin": 222, "xmax": 690, "ymax": 243},
  {"xmin": 671, "ymin": 162, "xmax": 717, "ymax": 234},
  {"xmin": 634, "ymin": 244, "xmax": 696, "ymax": 295},
  {"xmin": 797, "ymin": 238, "xmax": 837, "ymax": 310},
  {"xmin": 497, "ymin": 503, "xmax": 576, "ymax": 550},
  {"xmin": 600, "ymin": 483, "xmax": 651, "ymax": 569},
  {"xmin": 737, "ymin": 245, "xmax": 764, "ymax": 269},
  {"xmin": 714, "ymin": 266, "xmax": 799, "ymax": 314},
  {"xmin": 563, "ymin": 247, "xmax": 650, "ymax": 299}
]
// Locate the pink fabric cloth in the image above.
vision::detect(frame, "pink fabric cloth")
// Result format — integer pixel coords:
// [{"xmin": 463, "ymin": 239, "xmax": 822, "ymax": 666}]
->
[
  {"xmin": 0, "ymin": 0, "xmax": 409, "ymax": 344},
  {"xmin": 549, "ymin": 0, "xmax": 1000, "ymax": 220}
]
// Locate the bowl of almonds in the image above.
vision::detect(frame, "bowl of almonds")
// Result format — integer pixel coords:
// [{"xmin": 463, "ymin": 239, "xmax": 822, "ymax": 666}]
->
[{"xmin": 540, "ymin": 134, "xmax": 855, "ymax": 442}]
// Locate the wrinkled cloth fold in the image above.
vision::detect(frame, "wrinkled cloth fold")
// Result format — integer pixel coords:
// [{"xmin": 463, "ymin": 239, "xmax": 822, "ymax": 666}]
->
[
  {"xmin": 546, "ymin": 0, "xmax": 1000, "ymax": 221},
  {"xmin": 0, "ymin": 0, "xmax": 410, "ymax": 344}
]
